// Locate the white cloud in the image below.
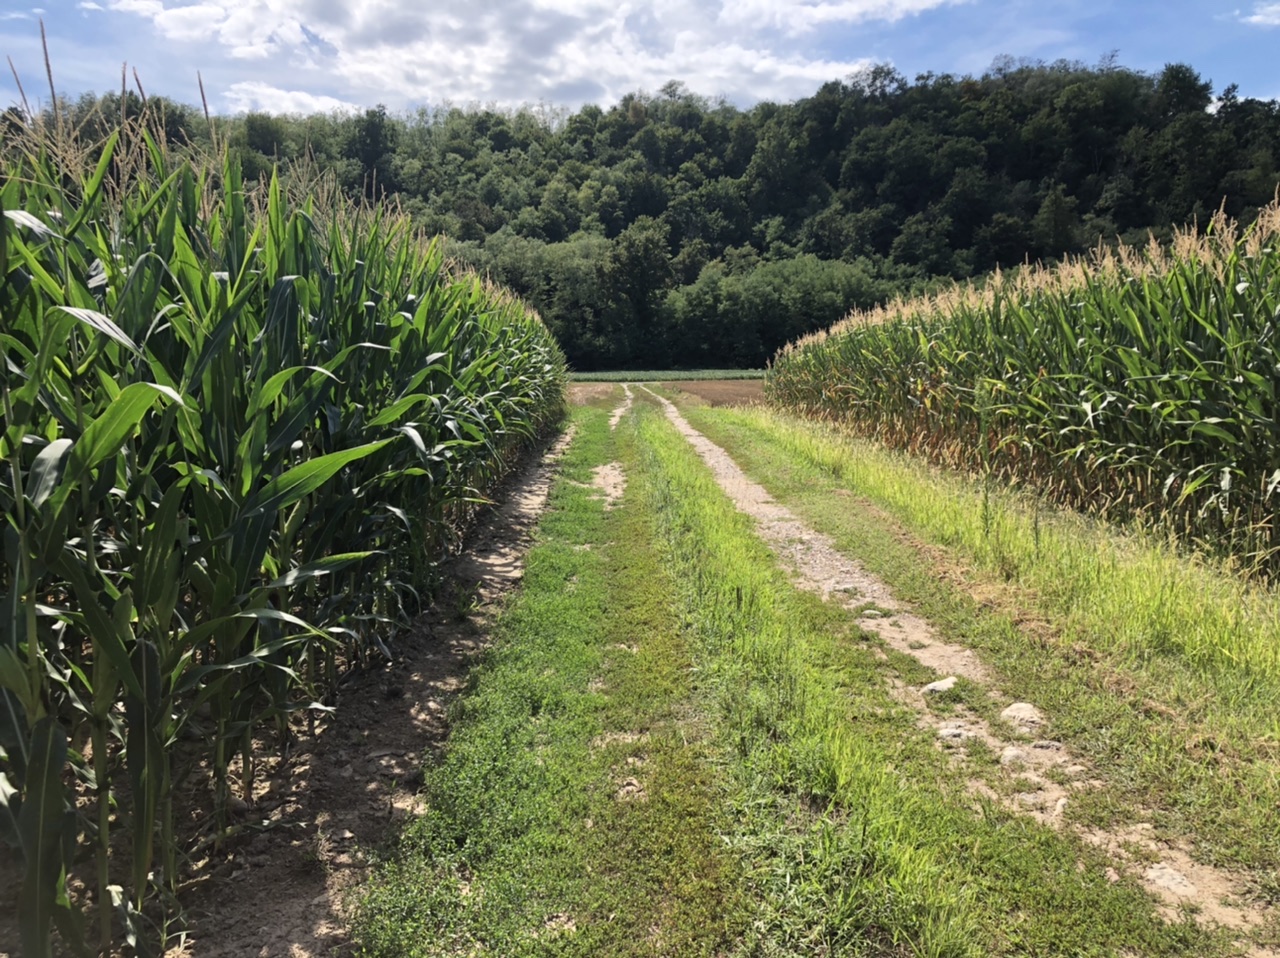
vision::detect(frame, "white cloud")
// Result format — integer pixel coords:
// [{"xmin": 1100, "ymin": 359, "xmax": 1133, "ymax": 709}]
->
[
  {"xmin": 92, "ymin": 0, "xmax": 930, "ymax": 110},
  {"xmin": 720, "ymin": 0, "xmax": 958, "ymax": 34},
  {"xmin": 0, "ymin": 11, "xmax": 33, "ymax": 19},
  {"xmin": 1242, "ymin": 2, "xmax": 1280, "ymax": 24},
  {"xmin": 223, "ymin": 80, "xmax": 356, "ymax": 113}
]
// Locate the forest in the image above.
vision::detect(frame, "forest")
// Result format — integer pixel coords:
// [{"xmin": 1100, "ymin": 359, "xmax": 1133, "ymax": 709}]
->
[{"xmin": 33, "ymin": 56, "xmax": 1280, "ymax": 369}]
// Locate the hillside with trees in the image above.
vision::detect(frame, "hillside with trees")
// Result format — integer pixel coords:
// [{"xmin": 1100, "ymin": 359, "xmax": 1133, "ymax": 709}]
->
[{"xmin": 34, "ymin": 57, "xmax": 1280, "ymax": 369}]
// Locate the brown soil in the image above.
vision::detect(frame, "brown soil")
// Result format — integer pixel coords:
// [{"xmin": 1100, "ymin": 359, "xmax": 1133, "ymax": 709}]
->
[
  {"xmin": 610, "ymin": 384, "xmax": 634, "ymax": 427},
  {"xmin": 642, "ymin": 386, "xmax": 1277, "ymax": 951},
  {"xmin": 567, "ymin": 382, "xmax": 617, "ymax": 406},
  {"xmin": 590, "ymin": 463, "xmax": 627, "ymax": 509},
  {"xmin": 663, "ymin": 380, "xmax": 764, "ymax": 407}
]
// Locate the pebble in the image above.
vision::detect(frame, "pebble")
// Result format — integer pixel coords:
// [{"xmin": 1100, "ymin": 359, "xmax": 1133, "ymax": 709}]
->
[
  {"xmin": 923, "ymin": 676, "xmax": 959, "ymax": 694},
  {"xmin": 937, "ymin": 721, "xmax": 974, "ymax": 742},
  {"xmin": 1000, "ymin": 702, "xmax": 1046, "ymax": 733},
  {"xmin": 1144, "ymin": 863, "xmax": 1196, "ymax": 895},
  {"xmin": 1030, "ymin": 740, "xmax": 1063, "ymax": 751},
  {"xmin": 1000, "ymin": 746, "xmax": 1029, "ymax": 766}
]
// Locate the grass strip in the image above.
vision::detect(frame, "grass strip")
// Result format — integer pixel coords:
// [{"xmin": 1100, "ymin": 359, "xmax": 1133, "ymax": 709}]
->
[
  {"xmin": 352, "ymin": 396, "xmax": 744, "ymax": 956},
  {"xmin": 673, "ymin": 399, "xmax": 1280, "ymax": 887},
  {"xmin": 627, "ymin": 395, "xmax": 1219, "ymax": 957}
]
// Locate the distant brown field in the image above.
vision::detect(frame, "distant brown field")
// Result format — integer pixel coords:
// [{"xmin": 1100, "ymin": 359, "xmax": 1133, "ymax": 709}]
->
[
  {"xmin": 665, "ymin": 380, "xmax": 765, "ymax": 406},
  {"xmin": 568, "ymin": 382, "xmax": 619, "ymax": 405}
]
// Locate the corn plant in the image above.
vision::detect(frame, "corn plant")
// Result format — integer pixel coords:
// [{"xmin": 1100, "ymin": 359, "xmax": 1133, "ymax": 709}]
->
[
  {"xmin": 768, "ymin": 206, "xmax": 1280, "ymax": 574},
  {"xmin": 0, "ymin": 120, "xmax": 564, "ymax": 955}
]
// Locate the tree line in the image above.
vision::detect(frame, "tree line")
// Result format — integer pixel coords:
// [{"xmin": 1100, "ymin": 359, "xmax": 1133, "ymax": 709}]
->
[{"xmin": 18, "ymin": 56, "xmax": 1280, "ymax": 369}]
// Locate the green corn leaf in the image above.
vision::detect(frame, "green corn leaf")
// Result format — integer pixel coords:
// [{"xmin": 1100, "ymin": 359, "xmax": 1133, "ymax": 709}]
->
[
  {"xmin": 4, "ymin": 209, "xmax": 60, "ymax": 239},
  {"xmin": 53, "ymin": 307, "xmax": 140, "ymax": 355},
  {"xmin": 0, "ymin": 770, "xmax": 20, "ymax": 849},
  {"xmin": 0, "ymin": 687, "xmax": 29, "ymax": 781},
  {"xmin": 239, "ymin": 439, "xmax": 394, "ymax": 520},
  {"xmin": 26, "ymin": 438, "xmax": 73, "ymax": 510},
  {"xmin": 124, "ymin": 638, "xmax": 163, "ymax": 905},
  {"xmin": 17, "ymin": 716, "xmax": 71, "ymax": 958},
  {"xmin": 64, "ymin": 382, "xmax": 182, "ymax": 486},
  {"xmin": 264, "ymin": 552, "xmax": 377, "ymax": 590},
  {"xmin": 63, "ymin": 130, "xmax": 119, "ymax": 239}
]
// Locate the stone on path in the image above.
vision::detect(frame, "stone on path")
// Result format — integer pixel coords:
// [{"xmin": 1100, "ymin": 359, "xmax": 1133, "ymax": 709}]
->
[
  {"xmin": 923, "ymin": 676, "xmax": 958, "ymax": 694},
  {"xmin": 937, "ymin": 720, "xmax": 974, "ymax": 742},
  {"xmin": 1001, "ymin": 702, "xmax": 1046, "ymax": 733},
  {"xmin": 1000, "ymin": 746, "xmax": 1029, "ymax": 766},
  {"xmin": 1144, "ymin": 863, "xmax": 1197, "ymax": 896}
]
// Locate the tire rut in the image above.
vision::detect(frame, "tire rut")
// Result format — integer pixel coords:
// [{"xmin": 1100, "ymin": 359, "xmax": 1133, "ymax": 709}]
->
[{"xmin": 641, "ymin": 386, "xmax": 1275, "ymax": 951}]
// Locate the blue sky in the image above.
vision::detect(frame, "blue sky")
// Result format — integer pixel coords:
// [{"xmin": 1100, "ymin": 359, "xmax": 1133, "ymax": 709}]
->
[{"xmin": 2, "ymin": 0, "xmax": 1277, "ymax": 116}]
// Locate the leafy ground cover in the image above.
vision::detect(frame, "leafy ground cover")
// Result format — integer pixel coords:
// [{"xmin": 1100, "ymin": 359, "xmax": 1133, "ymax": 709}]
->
[
  {"xmin": 673, "ymin": 397, "xmax": 1280, "ymax": 917},
  {"xmin": 354, "ymin": 385, "xmax": 1253, "ymax": 956}
]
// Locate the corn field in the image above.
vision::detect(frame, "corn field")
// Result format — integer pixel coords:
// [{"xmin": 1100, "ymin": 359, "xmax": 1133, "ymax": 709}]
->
[
  {"xmin": 0, "ymin": 122, "xmax": 564, "ymax": 955},
  {"xmin": 768, "ymin": 204, "xmax": 1280, "ymax": 572}
]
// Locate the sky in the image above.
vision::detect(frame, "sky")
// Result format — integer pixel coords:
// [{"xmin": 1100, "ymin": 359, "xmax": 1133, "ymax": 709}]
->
[{"xmin": 1, "ymin": 0, "xmax": 1277, "ymax": 117}]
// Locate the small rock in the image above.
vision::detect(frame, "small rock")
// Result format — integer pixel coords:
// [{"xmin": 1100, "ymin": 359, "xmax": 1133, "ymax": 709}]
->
[
  {"xmin": 1000, "ymin": 746, "xmax": 1029, "ymax": 766},
  {"xmin": 1030, "ymin": 740, "xmax": 1063, "ymax": 751},
  {"xmin": 615, "ymin": 777, "xmax": 646, "ymax": 801},
  {"xmin": 338, "ymin": 829, "xmax": 356, "ymax": 841},
  {"xmin": 1065, "ymin": 764, "xmax": 1087, "ymax": 775},
  {"xmin": 1016, "ymin": 791, "xmax": 1046, "ymax": 809},
  {"xmin": 1144, "ymin": 863, "xmax": 1196, "ymax": 896},
  {"xmin": 1105, "ymin": 867, "xmax": 1121, "ymax": 884},
  {"xmin": 923, "ymin": 676, "xmax": 959, "ymax": 694},
  {"xmin": 227, "ymin": 797, "xmax": 250, "ymax": 816},
  {"xmin": 339, "ymin": 764, "xmax": 354, "ymax": 779},
  {"xmin": 1001, "ymin": 703, "xmax": 1046, "ymax": 733},
  {"xmin": 861, "ymin": 609, "xmax": 884, "ymax": 619},
  {"xmin": 1053, "ymin": 797, "xmax": 1069, "ymax": 817},
  {"xmin": 311, "ymin": 893, "xmax": 331, "ymax": 906},
  {"xmin": 937, "ymin": 722, "xmax": 973, "ymax": 742}
]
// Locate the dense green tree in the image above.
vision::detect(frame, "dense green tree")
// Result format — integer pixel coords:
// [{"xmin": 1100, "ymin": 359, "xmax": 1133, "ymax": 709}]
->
[{"xmin": 54, "ymin": 58, "xmax": 1280, "ymax": 369}]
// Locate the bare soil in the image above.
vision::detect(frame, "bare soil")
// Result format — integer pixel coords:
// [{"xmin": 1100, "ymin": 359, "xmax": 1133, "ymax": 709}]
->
[
  {"xmin": 642, "ymin": 386, "xmax": 1277, "ymax": 952},
  {"xmin": 662, "ymin": 380, "xmax": 764, "ymax": 407},
  {"xmin": 566, "ymin": 382, "xmax": 617, "ymax": 406}
]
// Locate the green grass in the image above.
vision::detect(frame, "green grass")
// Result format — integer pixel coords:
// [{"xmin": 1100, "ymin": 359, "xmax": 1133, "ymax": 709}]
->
[
  {"xmin": 351, "ymin": 397, "xmax": 744, "ymax": 956},
  {"xmin": 570, "ymin": 369, "xmax": 765, "ymax": 381},
  {"xmin": 355, "ymin": 389, "xmax": 1244, "ymax": 958},
  {"xmin": 671, "ymin": 398, "xmax": 1280, "ymax": 883},
  {"xmin": 628, "ymin": 391, "xmax": 1220, "ymax": 957}
]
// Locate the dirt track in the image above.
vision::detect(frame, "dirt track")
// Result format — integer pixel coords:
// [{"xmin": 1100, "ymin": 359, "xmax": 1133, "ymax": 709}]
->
[{"xmin": 641, "ymin": 385, "xmax": 1277, "ymax": 953}]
